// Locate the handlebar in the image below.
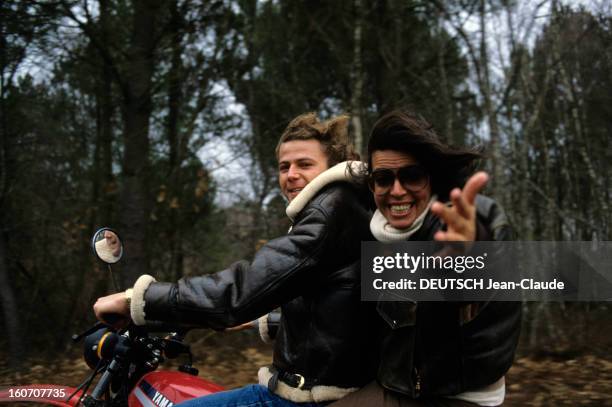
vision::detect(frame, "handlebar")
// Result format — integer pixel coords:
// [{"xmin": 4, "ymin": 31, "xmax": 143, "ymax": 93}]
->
[
  {"xmin": 72, "ymin": 322, "xmax": 108, "ymax": 343},
  {"xmin": 72, "ymin": 322, "xmax": 197, "ymax": 405}
]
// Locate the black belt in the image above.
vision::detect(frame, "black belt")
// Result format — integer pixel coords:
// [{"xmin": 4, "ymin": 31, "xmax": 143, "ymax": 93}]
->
[{"xmin": 267, "ymin": 367, "xmax": 318, "ymax": 391}]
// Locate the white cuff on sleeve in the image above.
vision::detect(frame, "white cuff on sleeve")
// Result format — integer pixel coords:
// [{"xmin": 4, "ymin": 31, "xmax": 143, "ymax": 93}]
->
[
  {"xmin": 258, "ymin": 314, "xmax": 273, "ymax": 344},
  {"xmin": 130, "ymin": 274, "xmax": 156, "ymax": 326}
]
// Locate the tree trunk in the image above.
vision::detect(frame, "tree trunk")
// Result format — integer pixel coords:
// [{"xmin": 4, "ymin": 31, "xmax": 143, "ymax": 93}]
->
[
  {"xmin": 518, "ymin": 49, "xmax": 553, "ymax": 239},
  {"xmin": 119, "ymin": 0, "xmax": 161, "ymax": 287},
  {"xmin": 90, "ymin": 0, "xmax": 115, "ymax": 229},
  {"xmin": 66, "ymin": 0, "xmax": 116, "ymax": 336},
  {"xmin": 0, "ymin": 230, "xmax": 22, "ymax": 368},
  {"xmin": 99, "ymin": 0, "xmax": 115, "ymax": 226},
  {"xmin": 0, "ymin": 26, "xmax": 23, "ymax": 368},
  {"xmin": 167, "ymin": 0, "xmax": 184, "ymax": 281},
  {"xmin": 436, "ymin": 10, "xmax": 453, "ymax": 145},
  {"xmin": 551, "ymin": 28, "xmax": 606, "ymax": 240},
  {"xmin": 479, "ymin": 0, "xmax": 503, "ymax": 200},
  {"xmin": 350, "ymin": 0, "xmax": 364, "ymax": 156}
]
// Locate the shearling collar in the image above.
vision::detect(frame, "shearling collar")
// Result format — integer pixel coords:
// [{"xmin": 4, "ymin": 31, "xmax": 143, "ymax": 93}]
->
[{"xmin": 285, "ymin": 161, "xmax": 365, "ymax": 221}]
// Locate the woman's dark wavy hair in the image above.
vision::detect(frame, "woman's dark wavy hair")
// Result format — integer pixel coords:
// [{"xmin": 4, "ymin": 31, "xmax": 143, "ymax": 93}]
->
[{"xmin": 364, "ymin": 110, "xmax": 484, "ymax": 201}]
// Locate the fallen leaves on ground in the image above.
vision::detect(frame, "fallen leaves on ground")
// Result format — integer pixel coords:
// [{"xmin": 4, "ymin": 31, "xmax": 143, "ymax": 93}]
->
[{"xmin": 1, "ymin": 330, "xmax": 611, "ymax": 406}]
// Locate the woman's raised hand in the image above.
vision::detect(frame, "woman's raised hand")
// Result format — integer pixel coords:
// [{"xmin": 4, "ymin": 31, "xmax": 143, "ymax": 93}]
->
[{"xmin": 430, "ymin": 171, "xmax": 489, "ymax": 242}]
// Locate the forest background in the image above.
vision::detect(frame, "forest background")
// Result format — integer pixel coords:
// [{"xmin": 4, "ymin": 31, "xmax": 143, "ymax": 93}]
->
[{"xmin": 1, "ymin": 0, "xmax": 611, "ymax": 405}]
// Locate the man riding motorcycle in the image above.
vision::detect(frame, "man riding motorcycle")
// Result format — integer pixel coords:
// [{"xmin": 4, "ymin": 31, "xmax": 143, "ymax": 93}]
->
[{"xmin": 93, "ymin": 112, "xmax": 379, "ymax": 406}]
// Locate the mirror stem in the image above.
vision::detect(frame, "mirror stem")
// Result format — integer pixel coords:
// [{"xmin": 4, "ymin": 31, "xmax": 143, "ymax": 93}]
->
[{"xmin": 108, "ymin": 264, "xmax": 121, "ymax": 292}]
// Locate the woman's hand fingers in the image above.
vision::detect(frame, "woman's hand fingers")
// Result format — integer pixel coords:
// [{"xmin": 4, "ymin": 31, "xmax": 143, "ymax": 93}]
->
[
  {"xmin": 462, "ymin": 171, "xmax": 489, "ymax": 205},
  {"xmin": 431, "ymin": 201, "xmax": 468, "ymax": 233},
  {"xmin": 434, "ymin": 230, "xmax": 469, "ymax": 242},
  {"xmin": 450, "ymin": 188, "xmax": 470, "ymax": 219},
  {"xmin": 431, "ymin": 172, "xmax": 489, "ymax": 242}
]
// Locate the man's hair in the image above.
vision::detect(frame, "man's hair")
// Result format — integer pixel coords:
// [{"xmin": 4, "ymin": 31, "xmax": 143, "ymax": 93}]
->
[{"xmin": 276, "ymin": 112, "xmax": 360, "ymax": 167}]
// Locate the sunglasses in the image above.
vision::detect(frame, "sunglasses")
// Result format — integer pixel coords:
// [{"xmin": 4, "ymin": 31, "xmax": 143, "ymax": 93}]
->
[{"xmin": 368, "ymin": 165, "xmax": 429, "ymax": 195}]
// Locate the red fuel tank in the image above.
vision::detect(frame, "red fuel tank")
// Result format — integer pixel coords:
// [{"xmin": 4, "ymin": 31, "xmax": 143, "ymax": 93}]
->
[{"xmin": 129, "ymin": 371, "xmax": 224, "ymax": 406}]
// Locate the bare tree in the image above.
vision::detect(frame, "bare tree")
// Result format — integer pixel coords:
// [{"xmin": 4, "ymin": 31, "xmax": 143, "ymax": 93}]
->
[
  {"xmin": 61, "ymin": 0, "xmax": 165, "ymax": 286},
  {"xmin": 350, "ymin": 0, "xmax": 365, "ymax": 155}
]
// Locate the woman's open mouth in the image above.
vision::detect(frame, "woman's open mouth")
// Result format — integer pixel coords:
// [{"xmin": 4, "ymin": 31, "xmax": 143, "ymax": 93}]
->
[{"xmin": 389, "ymin": 202, "xmax": 415, "ymax": 216}]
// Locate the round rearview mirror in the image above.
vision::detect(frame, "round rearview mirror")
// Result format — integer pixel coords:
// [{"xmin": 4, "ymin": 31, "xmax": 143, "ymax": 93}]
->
[{"xmin": 92, "ymin": 228, "xmax": 123, "ymax": 264}]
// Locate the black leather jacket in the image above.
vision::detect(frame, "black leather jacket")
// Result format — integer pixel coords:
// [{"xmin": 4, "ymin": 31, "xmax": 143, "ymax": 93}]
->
[
  {"xmin": 141, "ymin": 183, "xmax": 378, "ymax": 390},
  {"xmin": 376, "ymin": 195, "xmax": 522, "ymax": 398}
]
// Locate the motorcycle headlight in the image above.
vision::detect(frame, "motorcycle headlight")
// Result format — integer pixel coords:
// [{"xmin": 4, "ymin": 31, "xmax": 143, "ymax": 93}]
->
[{"xmin": 83, "ymin": 326, "xmax": 119, "ymax": 369}]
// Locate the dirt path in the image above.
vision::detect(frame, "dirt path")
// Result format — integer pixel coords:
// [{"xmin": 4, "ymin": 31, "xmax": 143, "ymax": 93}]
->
[{"xmin": 1, "ymin": 330, "xmax": 611, "ymax": 406}]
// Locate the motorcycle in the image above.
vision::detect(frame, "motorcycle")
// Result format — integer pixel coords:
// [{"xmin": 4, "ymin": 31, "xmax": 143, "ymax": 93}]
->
[{"xmin": 1, "ymin": 228, "xmax": 224, "ymax": 406}]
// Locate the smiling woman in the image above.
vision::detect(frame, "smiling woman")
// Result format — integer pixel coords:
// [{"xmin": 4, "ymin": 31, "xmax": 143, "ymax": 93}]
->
[
  {"xmin": 331, "ymin": 110, "xmax": 521, "ymax": 407},
  {"xmin": 369, "ymin": 150, "xmax": 433, "ymax": 230}
]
